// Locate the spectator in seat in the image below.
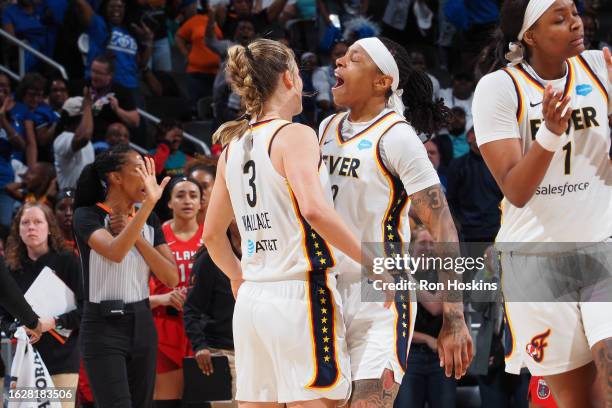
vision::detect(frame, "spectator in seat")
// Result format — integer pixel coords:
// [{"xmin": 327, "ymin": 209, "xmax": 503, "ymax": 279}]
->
[
  {"xmin": 0, "ymin": 74, "xmax": 33, "ymax": 226},
  {"xmin": 2, "ymin": 75, "xmax": 38, "ymax": 168},
  {"xmin": 53, "ymin": 93, "xmax": 95, "ymax": 191},
  {"xmin": 175, "ymin": 5, "xmax": 224, "ymax": 106},
  {"xmin": 79, "ymin": 55, "xmax": 140, "ymax": 141},
  {"xmin": 206, "ymin": 10, "xmax": 256, "ymax": 125},
  {"xmin": 15, "ymin": 74, "xmax": 59, "ymax": 163},
  {"xmin": 444, "ymin": 0, "xmax": 499, "ymax": 72},
  {"xmin": 439, "ymin": 72, "xmax": 474, "ymax": 132},
  {"xmin": 1, "ymin": 0, "xmax": 61, "ymax": 72},
  {"xmin": 47, "ymin": 78, "xmax": 70, "ymax": 118},
  {"xmin": 435, "ymin": 106, "xmax": 469, "ymax": 167},
  {"xmin": 75, "ymin": 0, "xmax": 154, "ymax": 93},
  {"xmin": 297, "ymin": 52, "xmax": 318, "ymax": 127},
  {"xmin": 93, "ymin": 121, "xmax": 131, "ymax": 155},
  {"xmin": 5, "ymin": 162, "xmax": 57, "ymax": 208},
  {"xmin": 424, "ymin": 139, "xmax": 447, "ymax": 192},
  {"xmin": 582, "ymin": 10, "xmax": 609, "ymax": 51},
  {"xmin": 54, "ymin": 189, "xmax": 76, "ymax": 253},
  {"xmin": 150, "ymin": 119, "xmax": 190, "ymax": 178},
  {"xmin": 446, "ymin": 127, "xmax": 502, "ymax": 243},
  {"xmin": 215, "ymin": 0, "xmax": 288, "ymax": 39},
  {"xmin": 408, "ymin": 50, "xmax": 440, "ymax": 101},
  {"xmin": 184, "ymin": 155, "xmax": 216, "ymax": 225},
  {"xmin": 312, "ymin": 40, "xmax": 348, "ymax": 119}
]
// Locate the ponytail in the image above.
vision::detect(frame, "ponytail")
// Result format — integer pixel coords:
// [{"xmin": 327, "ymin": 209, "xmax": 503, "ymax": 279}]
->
[
  {"xmin": 214, "ymin": 39, "xmax": 295, "ymax": 147},
  {"xmin": 212, "ymin": 116, "xmax": 251, "ymax": 146},
  {"xmin": 74, "ymin": 164, "xmax": 105, "ymax": 209},
  {"xmin": 74, "ymin": 144, "xmax": 133, "ymax": 209},
  {"xmin": 402, "ymin": 69, "xmax": 450, "ymax": 135},
  {"xmin": 478, "ymin": 0, "xmax": 530, "ymax": 74}
]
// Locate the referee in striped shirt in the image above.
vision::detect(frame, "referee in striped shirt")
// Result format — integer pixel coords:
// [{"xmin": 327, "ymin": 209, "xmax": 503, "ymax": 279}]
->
[{"xmin": 73, "ymin": 145, "xmax": 178, "ymax": 408}]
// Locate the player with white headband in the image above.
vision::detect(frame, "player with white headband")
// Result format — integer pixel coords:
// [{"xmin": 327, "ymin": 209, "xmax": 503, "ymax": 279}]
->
[
  {"xmin": 318, "ymin": 36, "xmax": 473, "ymax": 407},
  {"xmin": 474, "ymin": 0, "xmax": 612, "ymax": 405}
]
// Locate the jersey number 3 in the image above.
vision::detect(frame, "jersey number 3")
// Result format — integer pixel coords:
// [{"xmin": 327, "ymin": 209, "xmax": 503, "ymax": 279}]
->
[{"xmin": 243, "ymin": 160, "xmax": 257, "ymax": 207}]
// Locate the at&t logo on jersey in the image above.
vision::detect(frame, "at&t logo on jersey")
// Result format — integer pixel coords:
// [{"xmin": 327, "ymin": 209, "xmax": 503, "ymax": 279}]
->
[
  {"xmin": 246, "ymin": 239, "xmax": 279, "ymax": 257},
  {"xmin": 247, "ymin": 239, "xmax": 255, "ymax": 257}
]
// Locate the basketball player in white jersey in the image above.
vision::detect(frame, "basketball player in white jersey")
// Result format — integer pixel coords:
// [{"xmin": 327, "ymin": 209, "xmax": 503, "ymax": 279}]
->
[
  {"xmin": 473, "ymin": 0, "xmax": 612, "ymax": 405},
  {"xmin": 202, "ymin": 38, "xmax": 369, "ymax": 408},
  {"xmin": 319, "ymin": 36, "xmax": 473, "ymax": 407}
]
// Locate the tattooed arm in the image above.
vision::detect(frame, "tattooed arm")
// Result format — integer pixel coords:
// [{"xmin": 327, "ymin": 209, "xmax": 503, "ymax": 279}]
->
[{"xmin": 410, "ymin": 184, "xmax": 474, "ymax": 379}]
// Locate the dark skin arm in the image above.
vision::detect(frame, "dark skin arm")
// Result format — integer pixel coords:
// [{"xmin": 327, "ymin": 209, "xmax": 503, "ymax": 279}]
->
[
  {"xmin": 479, "ymin": 84, "xmax": 572, "ymax": 208},
  {"xmin": 73, "ymin": 0, "xmax": 95, "ymax": 28},
  {"xmin": 410, "ymin": 184, "xmax": 473, "ymax": 379},
  {"xmin": 71, "ymin": 87, "xmax": 94, "ymax": 152},
  {"xmin": 265, "ymin": 0, "xmax": 289, "ymax": 22}
]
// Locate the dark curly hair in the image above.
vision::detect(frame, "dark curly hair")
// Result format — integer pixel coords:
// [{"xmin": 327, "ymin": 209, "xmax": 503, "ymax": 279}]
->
[
  {"xmin": 377, "ymin": 37, "xmax": 450, "ymax": 136},
  {"xmin": 5, "ymin": 203, "xmax": 66, "ymax": 271}
]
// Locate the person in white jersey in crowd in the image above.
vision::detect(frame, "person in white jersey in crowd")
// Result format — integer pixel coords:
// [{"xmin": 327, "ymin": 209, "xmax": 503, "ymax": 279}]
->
[{"xmin": 473, "ymin": 0, "xmax": 612, "ymax": 405}]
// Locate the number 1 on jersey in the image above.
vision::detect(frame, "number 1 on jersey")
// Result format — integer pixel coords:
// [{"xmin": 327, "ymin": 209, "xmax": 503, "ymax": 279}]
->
[
  {"xmin": 244, "ymin": 160, "xmax": 257, "ymax": 207},
  {"xmin": 562, "ymin": 142, "xmax": 571, "ymax": 175}
]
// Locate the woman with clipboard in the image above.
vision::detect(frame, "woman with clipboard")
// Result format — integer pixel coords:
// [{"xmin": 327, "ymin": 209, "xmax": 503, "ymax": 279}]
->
[{"xmin": 0, "ymin": 202, "xmax": 82, "ymax": 407}]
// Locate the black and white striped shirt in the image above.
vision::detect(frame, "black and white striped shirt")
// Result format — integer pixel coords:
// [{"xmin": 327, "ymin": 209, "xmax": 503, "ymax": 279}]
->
[{"xmin": 73, "ymin": 205, "xmax": 166, "ymax": 303}]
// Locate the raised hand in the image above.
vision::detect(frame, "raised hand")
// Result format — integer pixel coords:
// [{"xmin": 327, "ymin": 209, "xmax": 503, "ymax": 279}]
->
[
  {"xmin": 131, "ymin": 22, "xmax": 154, "ymax": 42},
  {"xmin": 83, "ymin": 86, "xmax": 92, "ymax": 108},
  {"xmin": 541, "ymin": 84, "xmax": 572, "ymax": 136},
  {"xmin": 136, "ymin": 156, "xmax": 170, "ymax": 204},
  {"xmin": 0, "ymin": 95, "xmax": 12, "ymax": 115}
]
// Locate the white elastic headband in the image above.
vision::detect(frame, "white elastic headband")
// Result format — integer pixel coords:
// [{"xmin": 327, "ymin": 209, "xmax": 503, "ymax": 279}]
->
[
  {"xmin": 505, "ymin": 0, "xmax": 555, "ymax": 65},
  {"xmin": 354, "ymin": 37, "xmax": 405, "ymax": 116}
]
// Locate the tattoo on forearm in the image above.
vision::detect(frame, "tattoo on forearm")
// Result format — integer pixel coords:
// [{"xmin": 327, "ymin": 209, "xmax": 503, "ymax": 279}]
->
[
  {"xmin": 593, "ymin": 339, "xmax": 612, "ymax": 408},
  {"xmin": 410, "ymin": 184, "xmax": 463, "ymax": 303}
]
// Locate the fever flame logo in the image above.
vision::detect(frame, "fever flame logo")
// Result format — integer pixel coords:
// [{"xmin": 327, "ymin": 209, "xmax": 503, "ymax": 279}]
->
[{"xmin": 525, "ymin": 329, "xmax": 551, "ymax": 363}]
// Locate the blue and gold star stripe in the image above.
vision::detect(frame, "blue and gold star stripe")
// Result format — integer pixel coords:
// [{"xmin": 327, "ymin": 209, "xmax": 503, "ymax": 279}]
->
[
  {"xmin": 287, "ymin": 188, "xmax": 336, "ymax": 270},
  {"xmin": 306, "ymin": 270, "xmax": 341, "ymax": 389},
  {"xmin": 375, "ymin": 125, "xmax": 412, "ymax": 372},
  {"xmin": 393, "ymin": 292, "xmax": 411, "ymax": 372}
]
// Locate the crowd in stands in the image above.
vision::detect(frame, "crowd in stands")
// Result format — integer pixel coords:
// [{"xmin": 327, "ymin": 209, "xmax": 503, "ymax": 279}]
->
[{"xmin": 0, "ymin": 0, "xmax": 610, "ymax": 406}]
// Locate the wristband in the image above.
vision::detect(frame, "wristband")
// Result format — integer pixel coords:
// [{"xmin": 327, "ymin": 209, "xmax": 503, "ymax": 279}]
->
[{"xmin": 535, "ymin": 124, "xmax": 564, "ymax": 152}]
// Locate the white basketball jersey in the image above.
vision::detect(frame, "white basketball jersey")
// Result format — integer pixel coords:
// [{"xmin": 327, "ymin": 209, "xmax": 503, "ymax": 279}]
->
[
  {"xmin": 320, "ymin": 110, "xmax": 410, "ymax": 275},
  {"xmin": 498, "ymin": 52, "xmax": 612, "ymax": 242},
  {"xmin": 225, "ymin": 119, "xmax": 337, "ymax": 282}
]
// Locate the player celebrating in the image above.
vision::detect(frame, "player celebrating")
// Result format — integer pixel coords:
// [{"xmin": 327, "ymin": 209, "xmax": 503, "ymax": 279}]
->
[
  {"xmin": 150, "ymin": 177, "xmax": 203, "ymax": 407},
  {"xmin": 319, "ymin": 36, "xmax": 473, "ymax": 407},
  {"xmin": 473, "ymin": 0, "xmax": 612, "ymax": 405},
  {"xmin": 203, "ymin": 38, "xmax": 366, "ymax": 407}
]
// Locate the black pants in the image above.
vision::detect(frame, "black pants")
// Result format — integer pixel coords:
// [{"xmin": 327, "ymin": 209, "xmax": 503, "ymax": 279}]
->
[{"xmin": 80, "ymin": 300, "xmax": 158, "ymax": 408}]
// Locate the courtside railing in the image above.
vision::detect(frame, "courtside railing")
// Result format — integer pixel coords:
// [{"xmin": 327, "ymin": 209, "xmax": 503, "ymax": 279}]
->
[
  {"xmin": 0, "ymin": 28, "xmax": 68, "ymax": 80},
  {"xmin": 0, "ymin": 28, "xmax": 211, "ymax": 156}
]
